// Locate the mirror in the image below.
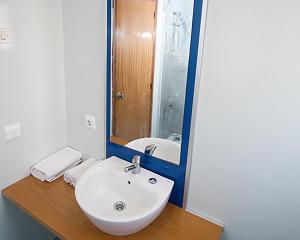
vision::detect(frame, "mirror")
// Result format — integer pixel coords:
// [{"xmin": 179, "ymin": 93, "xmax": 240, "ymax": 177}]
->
[{"xmin": 110, "ymin": 0, "xmax": 195, "ymax": 165}]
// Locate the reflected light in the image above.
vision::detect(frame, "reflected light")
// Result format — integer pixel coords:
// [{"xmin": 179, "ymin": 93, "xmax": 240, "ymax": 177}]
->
[{"xmin": 141, "ymin": 31, "xmax": 153, "ymax": 39}]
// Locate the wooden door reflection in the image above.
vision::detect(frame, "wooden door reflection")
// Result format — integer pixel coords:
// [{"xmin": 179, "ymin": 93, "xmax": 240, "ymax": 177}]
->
[{"xmin": 112, "ymin": 0, "xmax": 157, "ymax": 143}]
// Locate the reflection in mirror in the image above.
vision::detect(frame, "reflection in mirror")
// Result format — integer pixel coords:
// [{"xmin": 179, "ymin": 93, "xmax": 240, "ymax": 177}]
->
[{"xmin": 111, "ymin": 0, "xmax": 194, "ymax": 165}]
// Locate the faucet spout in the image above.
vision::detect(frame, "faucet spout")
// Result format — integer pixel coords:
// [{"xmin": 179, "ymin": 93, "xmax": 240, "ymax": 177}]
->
[
  {"xmin": 124, "ymin": 165, "xmax": 137, "ymax": 173},
  {"xmin": 123, "ymin": 155, "xmax": 141, "ymax": 174},
  {"xmin": 144, "ymin": 144, "xmax": 159, "ymax": 156}
]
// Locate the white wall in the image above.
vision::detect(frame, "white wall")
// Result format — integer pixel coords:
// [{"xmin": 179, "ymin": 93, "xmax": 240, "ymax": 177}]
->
[
  {"xmin": 187, "ymin": 1, "xmax": 300, "ymax": 240},
  {"xmin": 0, "ymin": 0, "xmax": 66, "ymax": 239},
  {"xmin": 62, "ymin": 0, "xmax": 106, "ymax": 160}
]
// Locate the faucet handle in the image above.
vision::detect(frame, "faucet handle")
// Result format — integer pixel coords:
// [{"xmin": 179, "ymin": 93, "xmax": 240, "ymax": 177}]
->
[{"xmin": 132, "ymin": 155, "xmax": 141, "ymax": 165}]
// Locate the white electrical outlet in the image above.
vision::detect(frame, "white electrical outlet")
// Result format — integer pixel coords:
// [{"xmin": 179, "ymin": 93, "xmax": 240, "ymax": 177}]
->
[{"xmin": 84, "ymin": 115, "xmax": 96, "ymax": 130}]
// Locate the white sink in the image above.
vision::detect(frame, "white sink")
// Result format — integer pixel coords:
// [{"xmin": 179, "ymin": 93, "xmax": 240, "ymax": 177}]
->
[
  {"xmin": 75, "ymin": 156, "xmax": 174, "ymax": 236},
  {"xmin": 126, "ymin": 137, "xmax": 181, "ymax": 165}
]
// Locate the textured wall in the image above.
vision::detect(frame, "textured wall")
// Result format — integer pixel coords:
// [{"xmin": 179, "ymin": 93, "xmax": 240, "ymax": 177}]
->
[
  {"xmin": 0, "ymin": 0, "xmax": 66, "ymax": 239},
  {"xmin": 188, "ymin": 1, "xmax": 300, "ymax": 239}
]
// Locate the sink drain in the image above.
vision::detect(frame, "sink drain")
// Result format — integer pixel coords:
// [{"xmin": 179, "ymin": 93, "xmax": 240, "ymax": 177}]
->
[
  {"xmin": 149, "ymin": 178, "xmax": 157, "ymax": 184},
  {"xmin": 113, "ymin": 202, "xmax": 126, "ymax": 211}
]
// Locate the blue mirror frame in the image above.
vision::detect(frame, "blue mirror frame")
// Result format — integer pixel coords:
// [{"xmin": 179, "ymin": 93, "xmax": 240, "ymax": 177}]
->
[{"xmin": 106, "ymin": 0, "xmax": 203, "ymax": 207}]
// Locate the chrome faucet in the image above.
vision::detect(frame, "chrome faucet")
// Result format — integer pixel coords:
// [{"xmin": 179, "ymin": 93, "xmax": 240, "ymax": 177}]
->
[
  {"xmin": 144, "ymin": 144, "xmax": 158, "ymax": 156},
  {"xmin": 124, "ymin": 155, "xmax": 141, "ymax": 174}
]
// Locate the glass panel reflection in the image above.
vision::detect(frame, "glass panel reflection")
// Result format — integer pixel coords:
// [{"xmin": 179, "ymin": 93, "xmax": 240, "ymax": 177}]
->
[{"xmin": 111, "ymin": 0, "xmax": 195, "ymax": 165}]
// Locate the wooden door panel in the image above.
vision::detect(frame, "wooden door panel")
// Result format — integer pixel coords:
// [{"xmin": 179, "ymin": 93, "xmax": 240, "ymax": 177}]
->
[{"xmin": 113, "ymin": 0, "xmax": 156, "ymax": 142}]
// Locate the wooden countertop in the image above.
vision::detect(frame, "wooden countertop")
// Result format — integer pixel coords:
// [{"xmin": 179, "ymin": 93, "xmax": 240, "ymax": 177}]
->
[{"xmin": 2, "ymin": 176, "xmax": 222, "ymax": 240}]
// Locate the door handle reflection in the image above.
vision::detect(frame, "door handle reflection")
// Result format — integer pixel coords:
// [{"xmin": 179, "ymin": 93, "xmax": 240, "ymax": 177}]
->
[{"xmin": 115, "ymin": 92, "xmax": 126, "ymax": 100}]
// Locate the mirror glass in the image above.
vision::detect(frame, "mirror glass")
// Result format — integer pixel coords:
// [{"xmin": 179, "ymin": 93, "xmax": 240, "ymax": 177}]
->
[{"xmin": 110, "ymin": 0, "xmax": 194, "ymax": 165}]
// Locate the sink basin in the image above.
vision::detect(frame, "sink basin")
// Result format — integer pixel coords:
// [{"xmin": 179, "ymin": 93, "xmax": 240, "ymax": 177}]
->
[
  {"xmin": 75, "ymin": 156, "xmax": 174, "ymax": 236},
  {"xmin": 126, "ymin": 137, "xmax": 181, "ymax": 165}
]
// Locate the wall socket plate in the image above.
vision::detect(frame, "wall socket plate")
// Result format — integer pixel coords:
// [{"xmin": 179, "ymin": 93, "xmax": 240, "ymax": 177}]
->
[{"xmin": 84, "ymin": 115, "xmax": 96, "ymax": 130}]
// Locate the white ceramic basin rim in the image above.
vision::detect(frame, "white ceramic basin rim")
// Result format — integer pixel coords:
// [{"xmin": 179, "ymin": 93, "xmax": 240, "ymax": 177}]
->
[
  {"xmin": 126, "ymin": 137, "xmax": 181, "ymax": 165},
  {"xmin": 75, "ymin": 156, "xmax": 174, "ymax": 236}
]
